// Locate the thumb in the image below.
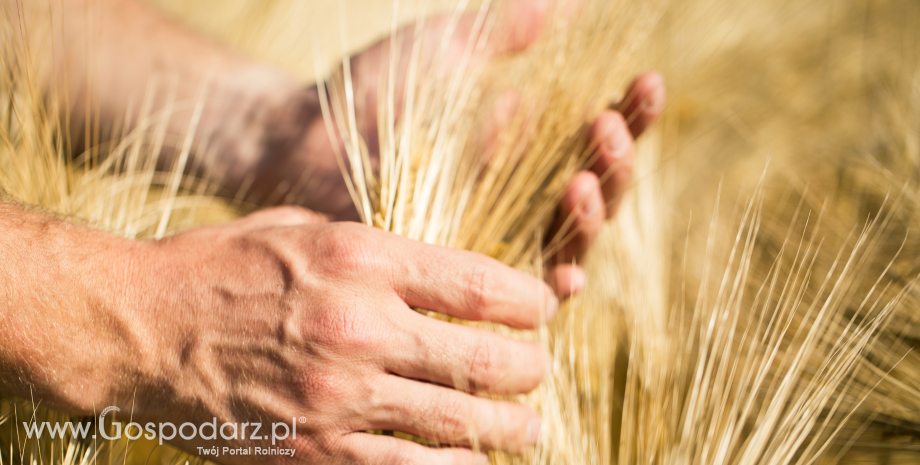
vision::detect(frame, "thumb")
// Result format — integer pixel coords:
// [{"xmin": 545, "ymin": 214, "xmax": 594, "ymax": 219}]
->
[{"xmin": 486, "ymin": 0, "xmax": 550, "ymax": 57}]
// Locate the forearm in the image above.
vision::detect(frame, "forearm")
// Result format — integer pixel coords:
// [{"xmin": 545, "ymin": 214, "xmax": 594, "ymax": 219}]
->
[
  {"xmin": 0, "ymin": 202, "xmax": 151, "ymax": 414},
  {"xmin": 14, "ymin": 0, "xmax": 318, "ymax": 200}
]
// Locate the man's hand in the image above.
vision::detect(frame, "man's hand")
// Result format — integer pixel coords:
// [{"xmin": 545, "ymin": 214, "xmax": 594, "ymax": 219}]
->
[
  {"xmin": 113, "ymin": 207, "xmax": 557, "ymax": 463},
  {"xmin": 9, "ymin": 1, "xmax": 666, "ymax": 463},
  {"xmin": 246, "ymin": 0, "xmax": 665, "ymax": 297},
  {"xmin": 30, "ymin": 0, "xmax": 664, "ymax": 295},
  {"xmin": 547, "ymin": 72, "xmax": 665, "ymax": 294}
]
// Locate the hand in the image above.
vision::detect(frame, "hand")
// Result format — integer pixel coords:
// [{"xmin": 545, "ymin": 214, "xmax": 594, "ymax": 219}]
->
[
  {"xmin": 29, "ymin": 0, "xmax": 664, "ymax": 298},
  {"xmin": 546, "ymin": 72, "xmax": 665, "ymax": 294},
  {"xmin": 244, "ymin": 1, "xmax": 665, "ymax": 297},
  {"xmin": 114, "ymin": 207, "xmax": 557, "ymax": 463}
]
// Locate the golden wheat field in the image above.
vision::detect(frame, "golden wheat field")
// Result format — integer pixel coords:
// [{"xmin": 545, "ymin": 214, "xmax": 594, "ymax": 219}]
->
[{"xmin": 2, "ymin": 0, "xmax": 920, "ymax": 464}]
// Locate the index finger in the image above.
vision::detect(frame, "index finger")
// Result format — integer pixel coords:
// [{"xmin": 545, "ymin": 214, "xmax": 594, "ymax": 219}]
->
[{"xmin": 391, "ymin": 241, "xmax": 558, "ymax": 329}]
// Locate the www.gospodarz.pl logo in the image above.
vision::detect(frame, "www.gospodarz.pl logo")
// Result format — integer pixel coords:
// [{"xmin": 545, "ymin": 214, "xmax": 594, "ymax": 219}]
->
[{"xmin": 24, "ymin": 406, "xmax": 300, "ymax": 456}]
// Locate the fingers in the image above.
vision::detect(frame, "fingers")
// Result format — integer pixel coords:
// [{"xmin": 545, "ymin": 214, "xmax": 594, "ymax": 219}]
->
[
  {"xmin": 340, "ymin": 433, "xmax": 488, "ymax": 465},
  {"xmin": 545, "ymin": 74, "xmax": 664, "ymax": 270},
  {"xmin": 384, "ymin": 308, "xmax": 546, "ymax": 395},
  {"xmin": 615, "ymin": 71, "xmax": 666, "ymax": 138},
  {"xmin": 392, "ymin": 240, "xmax": 558, "ymax": 329},
  {"xmin": 586, "ymin": 72, "xmax": 665, "ymax": 219},
  {"xmin": 544, "ymin": 111, "xmax": 634, "ymax": 268},
  {"xmin": 366, "ymin": 376, "xmax": 540, "ymax": 454}
]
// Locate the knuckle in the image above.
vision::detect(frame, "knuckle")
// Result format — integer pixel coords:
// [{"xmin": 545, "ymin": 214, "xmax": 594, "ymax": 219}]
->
[
  {"xmin": 297, "ymin": 370, "xmax": 348, "ymax": 404},
  {"xmin": 314, "ymin": 431, "xmax": 347, "ymax": 458},
  {"xmin": 464, "ymin": 263, "xmax": 501, "ymax": 318},
  {"xmin": 270, "ymin": 205, "xmax": 314, "ymax": 222},
  {"xmin": 316, "ymin": 225, "xmax": 387, "ymax": 275},
  {"xmin": 284, "ymin": 435, "xmax": 327, "ymax": 463},
  {"xmin": 326, "ymin": 229, "xmax": 369, "ymax": 271},
  {"xmin": 361, "ymin": 375, "xmax": 388, "ymax": 412},
  {"xmin": 268, "ymin": 204, "xmax": 303, "ymax": 216},
  {"xmin": 468, "ymin": 337, "xmax": 501, "ymax": 390},
  {"xmin": 433, "ymin": 397, "xmax": 471, "ymax": 441},
  {"xmin": 313, "ymin": 306, "xmax": 375, "ymax": 350}
]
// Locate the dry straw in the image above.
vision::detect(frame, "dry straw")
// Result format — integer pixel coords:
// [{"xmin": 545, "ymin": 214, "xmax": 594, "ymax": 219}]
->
[
  {"xmin": 2, "ymin": 0, "xmax": 920, "ymax": 464},
  {"xmin": 318, "ymin": 0, "xmax": 919, "ymax": 463}
]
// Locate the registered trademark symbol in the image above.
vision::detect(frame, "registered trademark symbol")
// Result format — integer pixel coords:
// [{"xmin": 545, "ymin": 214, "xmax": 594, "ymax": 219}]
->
[{"xmin": 298, "ymin": 416, "xmax": 307, "ymax": 424}]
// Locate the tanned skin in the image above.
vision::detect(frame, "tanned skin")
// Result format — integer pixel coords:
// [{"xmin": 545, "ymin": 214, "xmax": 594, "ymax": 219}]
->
[{"xmin": 0, "ymin": 0, "xmax": 664, "ymax": 463}]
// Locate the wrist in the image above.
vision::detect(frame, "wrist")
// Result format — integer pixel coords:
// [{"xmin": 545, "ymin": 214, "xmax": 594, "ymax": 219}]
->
[
  {"xmin": 205, "ymin": 67, "xmax": 359, "ymax": 218},
  {"xmin": 202, "ymin": 67, "xmax": 322, "ymax": 199},
  {"xmin": 0, "ymin": 206, "xmax": 157, "ymax": 416},
  {"xmin": 75, "ymin": 234, "xmax": 198, "ymax": 422},
  {"xmin": 249, "ymin": 84, "xmax": 328, "ymax": 202},
  {"xmin": 61, "ymin": 225, "xmax": 163, "ymax": 415}
]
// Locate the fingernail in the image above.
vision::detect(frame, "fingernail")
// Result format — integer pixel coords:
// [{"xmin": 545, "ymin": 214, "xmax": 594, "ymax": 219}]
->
[
  {"xmin": 569, "ymin": 266, "xmax": 586, "ymax": 294},
  {"xmin": 580, "ymin": 191, "xmax": 601, "ymax": 219},
  {"xmin": 545, "ymin": 288, "xmax": 559, "ymax": 322},
  {"xmin": 603, "ymin": 118, "xmax": 630, "ymax": 159},
  {"xmin": 476, "ymin": 452, "xmax": 489, "ymax": 464},
  {"xmin": 646, "ymin": 78, "xmax": 666, "ymax": 114},
  {"xmin": 601, "ymin": 121, "xmax": 619, "ymax": 155},
  {"xmin": 527, "ymin": 418, "xmax": 541, "ymax": 445}
]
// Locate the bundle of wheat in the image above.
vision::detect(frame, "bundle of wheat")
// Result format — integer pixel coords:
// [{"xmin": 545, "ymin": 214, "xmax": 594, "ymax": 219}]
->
[
  {"xmin": 3, "ymin": 0, "xmax": 920, "ymax": 463},
  {"xmin": 315, "ymin": 1, "xmax": 661, "ymax": 460},
  {"xmin": 315, "ymin": 0, "xmax": 918, "ymax": 462}
]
